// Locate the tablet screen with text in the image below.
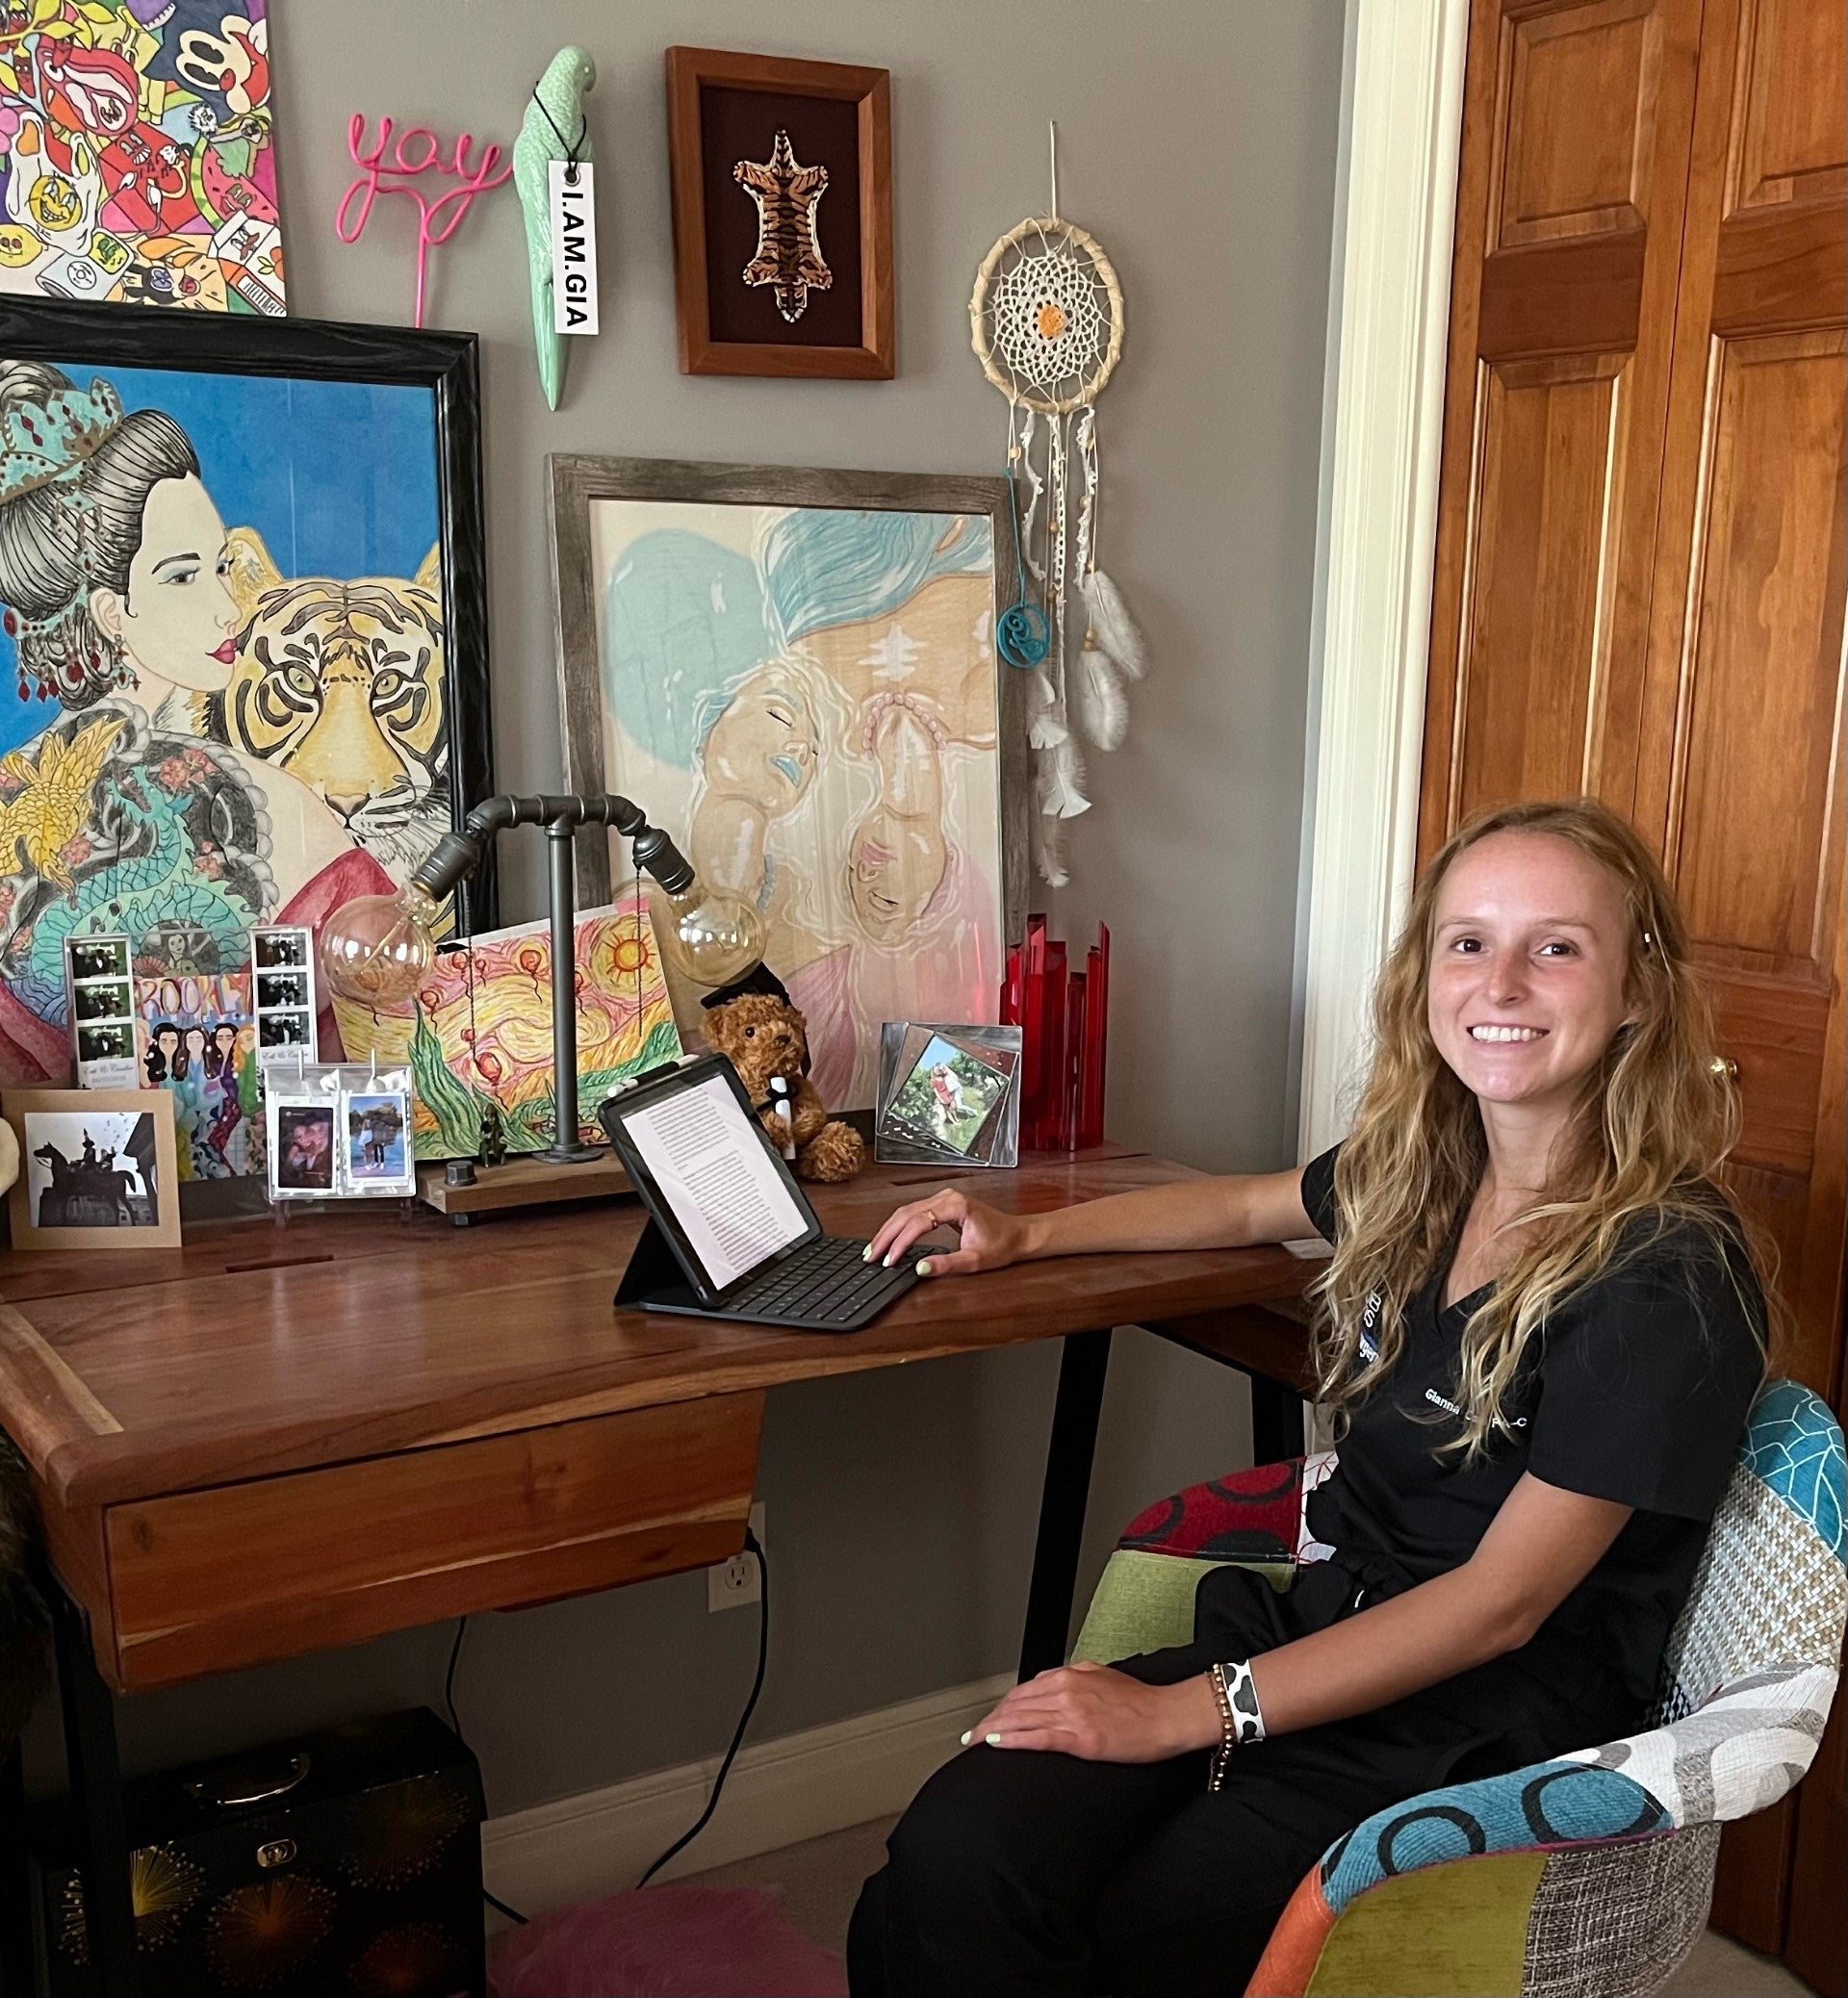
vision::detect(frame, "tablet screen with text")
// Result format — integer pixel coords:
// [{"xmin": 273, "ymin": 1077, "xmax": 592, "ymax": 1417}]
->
[{"xmin": 615, "ymin": 1071, "xmax": 808, "ymax": 1292}]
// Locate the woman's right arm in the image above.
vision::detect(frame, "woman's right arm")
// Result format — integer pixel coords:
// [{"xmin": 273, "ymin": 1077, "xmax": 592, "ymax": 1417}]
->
[{"xmin": 865, "ymin": 1166, "xmax": 1320, "ymax": 1277}]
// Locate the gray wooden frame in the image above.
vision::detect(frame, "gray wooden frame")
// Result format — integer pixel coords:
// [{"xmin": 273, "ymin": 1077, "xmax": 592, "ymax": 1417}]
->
[{"xmin": 547, "ymin": 452, "xmax": 1030, "ymax": 938}]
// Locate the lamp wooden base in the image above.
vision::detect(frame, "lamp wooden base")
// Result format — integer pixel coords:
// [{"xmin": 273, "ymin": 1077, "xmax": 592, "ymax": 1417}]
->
[{"xmin": 415, "ymin": 1151, "xmax": 634, "ymax": 1223}]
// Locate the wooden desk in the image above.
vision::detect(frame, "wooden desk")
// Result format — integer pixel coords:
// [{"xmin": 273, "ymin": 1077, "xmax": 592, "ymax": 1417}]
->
[{"xmin": 0, "ymin": 1147, "xmax": 1313, "ymax": 1995}]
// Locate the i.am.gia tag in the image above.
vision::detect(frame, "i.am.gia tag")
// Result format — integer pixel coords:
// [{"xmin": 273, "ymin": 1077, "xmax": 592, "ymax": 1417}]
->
[{"xmin": 549, "ymin": 160, "xmax": 598, "ymax": 335}]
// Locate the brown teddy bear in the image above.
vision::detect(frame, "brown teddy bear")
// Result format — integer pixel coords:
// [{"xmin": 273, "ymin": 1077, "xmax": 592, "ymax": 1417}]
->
[{"xmin": 701, "ymin": 969, "xmax": 865, "ymax": 1183}]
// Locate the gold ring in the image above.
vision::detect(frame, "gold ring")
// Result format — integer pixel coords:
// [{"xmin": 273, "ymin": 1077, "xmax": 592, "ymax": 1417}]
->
[{"xmin": 922, "ymin": 1210, "xmax": 937, "ymax": 1230}]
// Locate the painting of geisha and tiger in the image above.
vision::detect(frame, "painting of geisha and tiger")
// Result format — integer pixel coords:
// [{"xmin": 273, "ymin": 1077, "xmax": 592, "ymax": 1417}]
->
[{"xmin": 0, "ymin": 347, "xmax": 458, "ymax": 1176}]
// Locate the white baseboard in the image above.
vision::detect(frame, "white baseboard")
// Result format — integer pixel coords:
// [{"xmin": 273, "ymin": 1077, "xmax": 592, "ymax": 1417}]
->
[{"xmin": 480, "ymin": 1670, "xmax": 1015, "ymax": 1917}]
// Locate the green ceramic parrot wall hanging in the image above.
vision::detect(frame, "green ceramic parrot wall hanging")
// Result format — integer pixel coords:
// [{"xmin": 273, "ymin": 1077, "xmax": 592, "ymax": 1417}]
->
[{"xmin": 515, "ymin": 46, "xmax": 597, "ymax": 409}]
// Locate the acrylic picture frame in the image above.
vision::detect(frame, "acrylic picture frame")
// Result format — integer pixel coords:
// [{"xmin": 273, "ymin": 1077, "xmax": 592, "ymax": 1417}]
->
[
  {"xmin": 0, "ymin": 296, "xmax": 496, "ymax": 1101},
  {"xmin": 875, "ymin": 1021, "xmax": 1021, "ymax": 1168},
  {"xmin": 666, "ymin": 46, "xmax": 894, "ymax": 379},
  {"xmin": 549, "ymin": 453, "xmax": 1030, "ymax": 1113},
  {"xmin": 4, "ymin": 1086, "xmax": 181, "ymax": 1250}
]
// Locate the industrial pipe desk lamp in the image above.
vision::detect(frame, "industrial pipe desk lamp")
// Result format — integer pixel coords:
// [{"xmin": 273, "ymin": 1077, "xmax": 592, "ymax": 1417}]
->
[{"xmin": 319, "ymin": 794, "xmax": 762, "ymax": 1165}]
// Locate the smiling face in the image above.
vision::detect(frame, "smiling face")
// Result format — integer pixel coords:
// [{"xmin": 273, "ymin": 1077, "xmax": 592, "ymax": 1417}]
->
[
  {"xmin": 90, "ymin": 474, "xmax": 238, "ymax": 693},
  {"xmin": 846, "ymin": 809, "xmax": 946, "ymax": 942},
  {"xmin": 703, "ymin": 664, "xmax": 818, "ymax": 807},
  {"xmin": 1425, "ymin": 830, "xmax": 1637, "ymax": 1132}
]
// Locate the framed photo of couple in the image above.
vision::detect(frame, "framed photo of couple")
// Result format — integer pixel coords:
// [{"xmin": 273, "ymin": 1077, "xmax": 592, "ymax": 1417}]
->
[
  {"xmin": 0, "ymin": 296, "xmax": 494, "ymax": 1187},
  {"xmin": 549, "ymin": 453, "xmax": 1030, "ymax": 1114}
]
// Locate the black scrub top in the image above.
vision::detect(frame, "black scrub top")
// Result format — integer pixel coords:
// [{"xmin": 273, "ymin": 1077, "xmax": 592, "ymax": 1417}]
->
[{"xmin": 1298, "ymin": 1145, "xmax": 1763, "ymax": 1720}]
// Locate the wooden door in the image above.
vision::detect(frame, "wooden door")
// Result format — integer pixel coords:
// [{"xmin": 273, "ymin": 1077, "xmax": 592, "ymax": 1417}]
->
[
  {"xmin": 1638, "ymin": 0, "xmax": 1847, "ymax": 1980},
  {"xmin": 1422, "ymin": 0, "xmax": 1846, "ymax": 1982}
]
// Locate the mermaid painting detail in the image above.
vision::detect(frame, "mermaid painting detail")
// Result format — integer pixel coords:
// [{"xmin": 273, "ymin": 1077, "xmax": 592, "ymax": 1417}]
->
[{"xmin": 596, "ymin": 500, "xmax": 1004, "ymax": 1109}]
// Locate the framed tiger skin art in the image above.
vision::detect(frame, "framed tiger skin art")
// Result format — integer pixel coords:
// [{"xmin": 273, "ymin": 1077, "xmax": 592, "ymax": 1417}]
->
[
  {"xmin": 0, "ymin": 298, "xmax": 492, "ymax": 1178},
  {"xmin": 665, "ymin": 47, "xmax": 894, "ymax": 379}
]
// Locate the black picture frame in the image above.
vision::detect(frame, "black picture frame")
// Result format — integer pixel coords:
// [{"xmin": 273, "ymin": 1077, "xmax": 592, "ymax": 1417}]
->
[{"xmin": 0, "ymin": 295, "xmax": 497, "ymax": 931}]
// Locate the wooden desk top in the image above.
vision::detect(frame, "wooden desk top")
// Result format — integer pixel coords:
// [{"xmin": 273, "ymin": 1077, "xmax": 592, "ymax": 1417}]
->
[{"xmin": 1, "ymin": 1149, "xmax": 1308, "ymax": 1514}]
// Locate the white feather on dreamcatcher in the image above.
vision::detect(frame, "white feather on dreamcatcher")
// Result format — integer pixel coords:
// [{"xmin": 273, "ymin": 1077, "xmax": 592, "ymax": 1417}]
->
[{"xmin": 969, "ymin": 129, "xmax": 1150, "ymax": 887}]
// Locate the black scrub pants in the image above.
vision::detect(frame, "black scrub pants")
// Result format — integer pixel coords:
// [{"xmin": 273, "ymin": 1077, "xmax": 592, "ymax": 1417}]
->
[{"xmin": 847, "ymin": 1562, "xmax": 1598, "ymax": 1998}]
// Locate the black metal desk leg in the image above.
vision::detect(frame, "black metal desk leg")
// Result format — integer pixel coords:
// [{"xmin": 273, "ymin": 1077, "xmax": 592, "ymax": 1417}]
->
[
  {"xmin": 0, "ymin": 1738, "xmax": 30, "ymax": 1998},
  {"xmin": 1248, "ymin": 1372, "xmax": 1306, "ymax": 1467},
  {"xmin": 49, "ymin": 1583, "xmax": 138, "ymax": 1998},
  {"xmin": 1019, "ymin": 1327, "xmax": 1114, "ymax": 1681}
]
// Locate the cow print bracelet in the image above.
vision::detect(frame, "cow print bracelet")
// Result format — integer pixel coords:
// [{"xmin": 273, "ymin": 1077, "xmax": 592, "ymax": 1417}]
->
[{"xmin": 1206, "ymin": 1659, "xmax": 1267, "ymax": 1791}]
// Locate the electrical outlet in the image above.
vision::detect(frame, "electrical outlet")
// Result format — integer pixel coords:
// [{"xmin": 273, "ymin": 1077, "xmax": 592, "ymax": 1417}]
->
[{"xmin": 707, "ymin": 1501, "xmax": 765, "ymax": 1612}]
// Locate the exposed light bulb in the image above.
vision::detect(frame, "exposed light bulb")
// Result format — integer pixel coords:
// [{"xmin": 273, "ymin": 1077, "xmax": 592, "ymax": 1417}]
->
[
  {"xmin": 657, "ymin": 881, "xmax": 765, "ymax": 989},
  {"xmin": 319, "ymin": 884, "xmax": 439, "ymax": 1008}
]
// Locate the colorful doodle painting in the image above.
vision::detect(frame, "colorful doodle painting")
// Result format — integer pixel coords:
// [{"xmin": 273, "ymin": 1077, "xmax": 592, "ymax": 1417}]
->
[
  {"xmin": 0, "ymin": 349, "xmax": 449, "ymax": 1135},
  {"xmin": 0, "ymin": 4, "xmax": 281, "ymax": 314},
  {"xmin": 133, "ymin": 966, "xmax": 257, "ymax": 1177},
  {"xmin": 331, "ymin": 888, "xmax": 682, "ymax": 1160},
  {"xmin": 588, "ymin": 500, "xmax": 1004, "ymax": 1110}
]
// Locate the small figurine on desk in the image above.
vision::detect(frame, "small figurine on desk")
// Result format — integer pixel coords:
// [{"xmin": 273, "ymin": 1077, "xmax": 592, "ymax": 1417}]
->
[
  {"xmin": 477, "ymin": 1101, "xmax": 507, "ymax": 1170},
  {"xmin": 701, "ymin": 965, "xmax": 863, "ymax": 1182}
]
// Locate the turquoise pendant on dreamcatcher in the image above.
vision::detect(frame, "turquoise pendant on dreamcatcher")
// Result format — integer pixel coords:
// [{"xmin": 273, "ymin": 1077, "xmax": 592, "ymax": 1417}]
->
[{"xmin": 970, "ymin": 125, "xmax": 1151, "ymax": 887}]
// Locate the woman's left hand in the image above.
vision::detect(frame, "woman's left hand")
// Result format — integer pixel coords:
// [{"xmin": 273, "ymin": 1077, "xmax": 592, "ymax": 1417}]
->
[{"xmin": 960, "ymin": 1662, "xmax": 1220, "ymax": 1764}]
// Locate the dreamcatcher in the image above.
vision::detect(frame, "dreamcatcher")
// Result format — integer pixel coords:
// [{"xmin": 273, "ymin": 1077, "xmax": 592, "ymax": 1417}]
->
[{"xmin": 970, "ymin": 129, "xmax": 1149, "ymax": 886}]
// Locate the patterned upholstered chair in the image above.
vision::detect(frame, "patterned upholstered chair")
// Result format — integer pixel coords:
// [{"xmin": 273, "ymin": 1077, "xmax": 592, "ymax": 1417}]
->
[{"xmin": 1069, "ymin": 1378, "xmax": 1846, "ymax": 1998}]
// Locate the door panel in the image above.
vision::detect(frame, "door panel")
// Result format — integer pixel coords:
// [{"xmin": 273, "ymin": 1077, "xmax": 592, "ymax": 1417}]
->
[
  {"xmin": 1665, "ymin": 330, "xmax": 1845, "ymax": 971},
  {"xmin": 1450, "ymin": 355, "xmax": 1631, "ymax": 819},
  {"xmin": 1490, "ymin": 0, "xmax": 1662, "ymax": 249},
  {"xmin": 1423, "ymin": 0, "xmax": 1705, "ymax": 858},
  {"xmin": 1724, "ymin": 0, "xmax": 1848, "ymax": 214}
]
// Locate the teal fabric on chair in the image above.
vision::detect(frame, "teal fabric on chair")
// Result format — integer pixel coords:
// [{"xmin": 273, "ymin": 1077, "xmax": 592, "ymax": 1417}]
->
[{"xmin": 1068, "ymin": 1380, "xmax": 1847, "ymax": 1998}]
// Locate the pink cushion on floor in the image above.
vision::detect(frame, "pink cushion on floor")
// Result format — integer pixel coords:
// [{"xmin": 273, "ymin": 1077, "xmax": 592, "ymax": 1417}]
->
[{"xmin": 488, "ymin": 1883, "xmax": 850, "ymax": 1998}]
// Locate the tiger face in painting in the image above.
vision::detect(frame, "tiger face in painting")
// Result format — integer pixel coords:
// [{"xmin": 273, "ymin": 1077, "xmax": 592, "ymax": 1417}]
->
[{"xmin": 175, "ymin": 530, "xmax": 449, "ymax": 878}]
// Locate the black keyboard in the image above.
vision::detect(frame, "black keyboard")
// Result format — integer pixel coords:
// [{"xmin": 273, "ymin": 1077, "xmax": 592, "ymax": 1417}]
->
[{"xmin": 721, "ymin": 1232, "xmax": 922, "ymax": 1328}]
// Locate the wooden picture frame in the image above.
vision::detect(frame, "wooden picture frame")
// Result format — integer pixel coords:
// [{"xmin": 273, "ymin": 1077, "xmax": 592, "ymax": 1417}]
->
[
  {"xmin": 549, "ymin": 453, "xmax": 1028, "ymax": 1109},
  {"xmin": 0, "ymin": 297, "xmax": 498, "ymax": 1102},
  {"xmin": 5, "ymin": 1088, "xmax": 181, "ymax": 1250},
  {"xmin": 666, "ymin": 46, "xmax": 894, "ymax": 379}
]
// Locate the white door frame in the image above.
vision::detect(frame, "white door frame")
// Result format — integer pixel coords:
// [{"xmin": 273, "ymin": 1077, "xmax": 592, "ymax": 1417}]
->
[{"xmin": 1296, "ymin": 0, "xmax": 1472, "ymax": 1156}]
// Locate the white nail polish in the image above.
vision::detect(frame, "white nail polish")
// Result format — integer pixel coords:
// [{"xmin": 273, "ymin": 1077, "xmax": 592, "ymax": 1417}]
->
[
  {"xmin": 959, "ymin": 1730, "xmax": 972, "ymax": 1746},
  {"xmin": 986, "ymin": 1732, "xmax": 1002, "ymax": 1746},
  {"xmin": 862, "ymin": 1245, "xmax": 874, "ymax": 1262}
]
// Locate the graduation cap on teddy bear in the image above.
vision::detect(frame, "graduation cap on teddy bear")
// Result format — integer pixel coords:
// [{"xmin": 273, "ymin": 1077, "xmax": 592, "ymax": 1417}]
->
[{"xmin": 699, "ymin": 961, "xmax": 810, "ymax": 1072}]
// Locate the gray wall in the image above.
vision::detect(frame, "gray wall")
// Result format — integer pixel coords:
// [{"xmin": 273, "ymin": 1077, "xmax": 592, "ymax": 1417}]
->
[{"xmin": 28, "ymin": 0, "xmax": 1346, "ymax": 1819}]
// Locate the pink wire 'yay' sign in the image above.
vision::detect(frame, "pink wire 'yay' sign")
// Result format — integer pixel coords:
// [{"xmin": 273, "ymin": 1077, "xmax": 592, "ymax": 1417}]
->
[{"xmin": 336, "ymin": 114, "xmax": 512, "ymax": 327}]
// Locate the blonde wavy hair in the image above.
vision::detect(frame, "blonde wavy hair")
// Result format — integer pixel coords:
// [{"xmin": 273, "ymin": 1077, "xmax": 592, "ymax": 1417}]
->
[{"xmin": 1308, "ymin": 798, "xmax": 1776, "ymax": 1460}]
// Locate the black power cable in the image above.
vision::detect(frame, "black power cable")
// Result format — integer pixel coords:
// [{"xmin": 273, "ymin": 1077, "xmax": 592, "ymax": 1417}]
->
[
  {"xmin": 444, "ymin": 1613, "xmax": 529, "ymax": 1926},
  {"xmin": 637, "ymin": 1526, "xmax": 769, "ymax": 1889}
]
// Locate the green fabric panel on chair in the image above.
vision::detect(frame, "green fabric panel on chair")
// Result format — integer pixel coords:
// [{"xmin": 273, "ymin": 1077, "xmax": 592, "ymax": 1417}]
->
[
  {"xmin": 1302, "ymin": 1851, "xmax": 1548, "ymax": 1998},
  {"xmin": 1069, "ymin": 1550, "xmax": 1295, "ymax": 1665}
]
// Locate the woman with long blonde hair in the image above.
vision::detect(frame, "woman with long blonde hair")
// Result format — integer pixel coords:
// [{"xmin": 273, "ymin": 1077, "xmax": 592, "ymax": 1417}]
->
[{"xmin": 849, "ymin": 798, "xmax": 1771, "ymax": 1998}]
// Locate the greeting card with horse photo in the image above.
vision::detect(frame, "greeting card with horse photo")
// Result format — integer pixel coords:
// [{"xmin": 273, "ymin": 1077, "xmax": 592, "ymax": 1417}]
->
[
  {"xmin": 4, "ymin": 1086, "xmax": 180, "ymax": 1249},
  {"xmin": 0, "ymin": 300, "xmax": 490, "ymax": 1141}
]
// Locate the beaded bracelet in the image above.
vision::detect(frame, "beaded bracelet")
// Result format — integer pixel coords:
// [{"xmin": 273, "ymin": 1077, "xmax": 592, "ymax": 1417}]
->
[{"xmin": 1205, "ymin": 1659, "xmax": 1267, "ymax": 1791}]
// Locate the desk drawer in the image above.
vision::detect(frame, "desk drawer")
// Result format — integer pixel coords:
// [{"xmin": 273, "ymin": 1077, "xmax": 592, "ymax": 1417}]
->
[{"xmin": 104, "ymin": 1393, "xmax": 764, "ymax": 1689}]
